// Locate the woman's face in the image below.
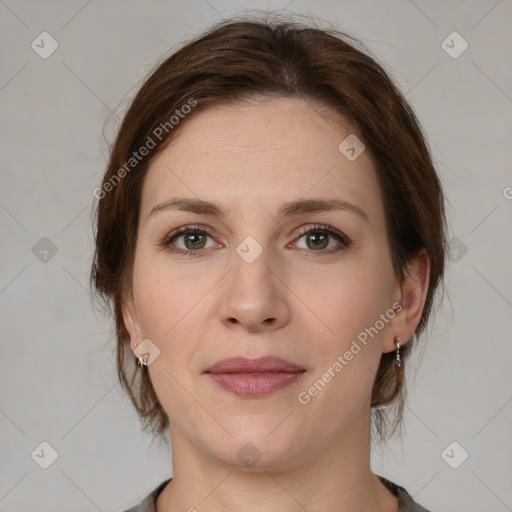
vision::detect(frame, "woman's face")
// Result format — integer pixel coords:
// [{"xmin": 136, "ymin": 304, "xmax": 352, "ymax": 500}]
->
[{"xmin": 123, "ymin": 97, "xmax": 410, "ymax": 469}]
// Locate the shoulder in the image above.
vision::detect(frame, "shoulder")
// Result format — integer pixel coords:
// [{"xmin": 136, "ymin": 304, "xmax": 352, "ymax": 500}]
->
[
  {"xmin": 378, "ymin": 476, "xmax": 432, "ymax": 512},
  {"xmin": 122, "ymin": 479, "xmax": 171, "ymax": 512}
]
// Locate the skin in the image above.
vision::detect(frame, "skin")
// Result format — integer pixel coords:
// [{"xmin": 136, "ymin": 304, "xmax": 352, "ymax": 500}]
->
[{"xmin": 123, "ymin": 96, "xmax": 430, "ymax": 512}]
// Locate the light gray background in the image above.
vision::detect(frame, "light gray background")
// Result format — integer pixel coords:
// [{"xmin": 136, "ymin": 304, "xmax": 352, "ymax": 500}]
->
[{"xmin": 1, "ymin": 1, "xmax": 511, "ymax": 511}]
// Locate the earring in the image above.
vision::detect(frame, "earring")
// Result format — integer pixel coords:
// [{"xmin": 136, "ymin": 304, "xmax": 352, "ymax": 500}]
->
[
  {"xmin": 133, "ymin": 339, "xmax": 150, "ymax": 367},
  {"xmin": 394, "ymin": 337, "xmax": 402, "ymax": 367},
  {"xmin": 137, "ymin": 353, "xmax": 149, "ymax": 367}
]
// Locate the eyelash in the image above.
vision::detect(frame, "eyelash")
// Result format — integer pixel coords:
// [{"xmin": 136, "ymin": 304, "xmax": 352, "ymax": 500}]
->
[{"xmin": 160, "ymin": 223, "xmax": 352, "ymax": 258}]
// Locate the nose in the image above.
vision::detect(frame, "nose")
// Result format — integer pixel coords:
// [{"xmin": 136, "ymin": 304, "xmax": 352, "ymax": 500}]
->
[{"xmin": 218, "ymin": 245, "xmax": 291, "ymax": 333}]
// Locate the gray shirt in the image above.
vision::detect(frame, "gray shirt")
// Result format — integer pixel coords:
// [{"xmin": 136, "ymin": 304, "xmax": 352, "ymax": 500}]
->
[{"xmin": 123, "ymin": 476, "xmax": 431, "ymax": 512}]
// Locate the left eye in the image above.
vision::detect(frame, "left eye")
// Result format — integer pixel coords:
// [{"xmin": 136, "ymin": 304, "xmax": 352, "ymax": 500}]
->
[{"xmin": 292, "ymin": 225, "xmax": 350, "ymax": 252}]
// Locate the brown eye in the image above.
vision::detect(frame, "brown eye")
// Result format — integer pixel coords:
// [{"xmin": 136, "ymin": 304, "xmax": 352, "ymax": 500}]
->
[
  {"xmin": 293, "ymin": 224, "xmax": 351, "ymax": 253},
  {"xmin": 162, "ymin": 226, "xmax": 218, "ymax": 256}
]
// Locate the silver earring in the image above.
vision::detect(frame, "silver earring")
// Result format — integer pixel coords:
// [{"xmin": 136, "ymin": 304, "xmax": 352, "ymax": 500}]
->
[
  {"xmin": 394, "ymin": 337, "xmax": 402, "ymax": 367},
  {"xmin": 133, "ymin": 339, "xmax": 150, "ymax": 367},
  {"xmin": 137, "ymin": 353, "xmax": 149, "ymax": 367}
]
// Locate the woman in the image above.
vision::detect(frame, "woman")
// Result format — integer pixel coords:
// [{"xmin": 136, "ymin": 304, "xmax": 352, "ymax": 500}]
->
[{"xmin": 92, "ymin": 14, "xmax": 446, "ymax": 512}]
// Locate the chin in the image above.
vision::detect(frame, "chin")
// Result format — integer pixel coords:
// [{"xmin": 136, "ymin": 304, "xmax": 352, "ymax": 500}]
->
[{"xmin": 199, "ymin": 423, "xmax": 307, "ymax": 472}]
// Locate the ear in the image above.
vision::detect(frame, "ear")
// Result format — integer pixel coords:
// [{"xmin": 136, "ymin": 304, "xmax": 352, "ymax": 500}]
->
[
  {"xmin": 383, "ymin": 249, "xmax": 430, "ymax": 353},
  {"xmin": 122, "ymin": 295, "xmax": 143, "ymax": 355}
]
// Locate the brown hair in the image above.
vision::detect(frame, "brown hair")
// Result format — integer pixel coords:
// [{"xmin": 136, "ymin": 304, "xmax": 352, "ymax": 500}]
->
[{"xmin": 91, "ymin": 14, "xmax": 447, "ymax": 442}]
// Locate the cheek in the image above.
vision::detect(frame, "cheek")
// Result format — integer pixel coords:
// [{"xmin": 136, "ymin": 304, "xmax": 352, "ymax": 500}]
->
[
  {"xmin": 294, "ymin": 265, "xmax": 394, "ymax": 426},
  {"xmin": 295, "ymin": 253, "xmax": 395, "ymax": 411},
  {"xmin": 130, "ymin": 249, "xmax": 221, "ymax": 374},
  {"xmin": 309, "ymin": 260, "xmax": 394, "ymax": 344},
  {"xmin": 131, "ymin": 255, "xmax": 207, "ymax": 408},
  {"xmin": 131, "ymin": 251, "xmax": 192, "ymax": 344}
]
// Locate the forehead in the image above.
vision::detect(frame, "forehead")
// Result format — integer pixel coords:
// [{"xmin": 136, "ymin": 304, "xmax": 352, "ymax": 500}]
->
[{"xmin": 141, "ymin": 97, "xmax": 382, "ymax": 221}]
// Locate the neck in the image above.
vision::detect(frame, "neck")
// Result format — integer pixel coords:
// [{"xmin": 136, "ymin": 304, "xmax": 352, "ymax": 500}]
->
[{"xmin": 157, "ymin": 411, "xmax": 397, "ymax": 512}]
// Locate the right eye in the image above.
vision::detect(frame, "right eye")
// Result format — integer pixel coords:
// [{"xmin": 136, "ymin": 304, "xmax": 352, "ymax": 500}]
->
[{"xmin": 161, "ymin": 225, "xmax": 220, "ymax": 257}]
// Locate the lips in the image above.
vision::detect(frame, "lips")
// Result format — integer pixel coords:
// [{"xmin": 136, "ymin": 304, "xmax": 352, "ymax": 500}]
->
[
  {"xmin": 205, "ymin": 356, "xmax": 304, "ymax": 374},
  {"xmin": 204, "ymin": 356, "xmax": 305, "ymax": 397}
]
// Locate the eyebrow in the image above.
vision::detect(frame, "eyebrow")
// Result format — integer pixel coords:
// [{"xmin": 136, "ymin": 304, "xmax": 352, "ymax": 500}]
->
[{"xmin": 149, "ymin": 197, "xmax": 369, "ymax": 222}]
